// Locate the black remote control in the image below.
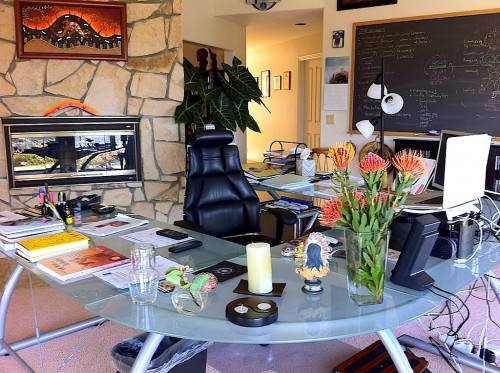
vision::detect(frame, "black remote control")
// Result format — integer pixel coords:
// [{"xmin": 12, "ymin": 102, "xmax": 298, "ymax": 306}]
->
[{"xmin": 168, "ymin": 240, "xmax": 202, "ymax": 253}]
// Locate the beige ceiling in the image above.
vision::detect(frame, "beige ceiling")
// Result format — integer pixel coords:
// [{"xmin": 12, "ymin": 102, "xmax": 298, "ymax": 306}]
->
[{"xmin": 221, "ymin": 9, "xmax": 323, "ymax": 51}]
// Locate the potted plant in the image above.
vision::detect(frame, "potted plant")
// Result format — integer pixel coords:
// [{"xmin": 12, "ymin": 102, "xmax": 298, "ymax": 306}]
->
[
  {"xmin": 174, "ymin": 57, "xmax": 267, "ymax": 135},
  {"xmin": 320, "ymin": 143, "xmax": 426, "ymax": 305}
]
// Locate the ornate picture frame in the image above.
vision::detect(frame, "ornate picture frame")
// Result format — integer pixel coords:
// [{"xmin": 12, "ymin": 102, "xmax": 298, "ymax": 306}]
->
[{"xmin": 14, "ymin": 0, "xmax": 128, "ymax": 61}]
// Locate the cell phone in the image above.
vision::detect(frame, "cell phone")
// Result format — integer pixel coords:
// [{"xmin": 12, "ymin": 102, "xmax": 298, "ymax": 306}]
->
[
  {"xmin": 168, "ymin": 240, "xmax": 202, "ymax": 253},
  {"xmin": 156, "ymin": 228, "xmax": 188, "ymax": 240}
]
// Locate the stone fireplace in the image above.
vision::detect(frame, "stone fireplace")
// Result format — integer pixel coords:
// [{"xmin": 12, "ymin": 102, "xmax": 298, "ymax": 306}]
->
[{"xmin": 0, "ymin": 0, "xmax": 185, "ymax": 223}]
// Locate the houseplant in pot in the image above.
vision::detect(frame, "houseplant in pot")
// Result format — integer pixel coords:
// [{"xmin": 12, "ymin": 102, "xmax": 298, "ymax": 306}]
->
[
  {"xmin": 174, "ymin": 57, "xmax": 267, "ymax": 136},
  {"xmin": 320, "ymin": 144, "xmax": 426, "ymax": 305}
]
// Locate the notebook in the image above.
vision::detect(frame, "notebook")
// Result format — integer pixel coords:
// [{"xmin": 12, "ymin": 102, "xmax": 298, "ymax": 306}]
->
[{"xmin": 16, "ymin": 231, "xmax": 90, "ymax": 262}]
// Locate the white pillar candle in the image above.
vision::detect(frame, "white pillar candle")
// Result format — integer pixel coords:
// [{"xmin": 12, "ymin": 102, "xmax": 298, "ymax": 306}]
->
[{"xmin": 246, "ymin": 242, "xmax": 273, "ymax": 294}]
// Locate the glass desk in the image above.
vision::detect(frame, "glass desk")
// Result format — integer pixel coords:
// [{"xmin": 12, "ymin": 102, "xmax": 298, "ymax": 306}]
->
[{"xmin": 1, "ymin": 216, "xmax": 499, "ymax": 373}]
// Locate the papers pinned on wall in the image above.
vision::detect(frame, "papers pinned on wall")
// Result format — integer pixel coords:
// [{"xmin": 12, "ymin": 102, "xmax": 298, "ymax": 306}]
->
[{"xmin": 324, "ymin": 56, "xmax": 349, "ymax": 111}]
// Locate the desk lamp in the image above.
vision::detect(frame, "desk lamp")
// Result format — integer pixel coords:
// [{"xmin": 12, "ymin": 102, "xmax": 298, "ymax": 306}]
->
[{"xmin": 355, "ymin": 59, "xmax": 404, "ymax": 157}]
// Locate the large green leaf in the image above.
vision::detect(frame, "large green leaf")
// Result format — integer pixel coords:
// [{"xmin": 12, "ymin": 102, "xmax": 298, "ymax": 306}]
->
[
  {"xmin": 223, "ymin": 62, "xmax": 264, "ymax": 103},
  {"xmin": 174, "ymin": 93, "xmax": 202, "ymax": 124},
  {"xmin": 183, "ymin": 58, "xmax": 201, "ymax": 91},
  {"xmin": 210, "ymin": 93, "xmax": 236, "ymax": 131}
]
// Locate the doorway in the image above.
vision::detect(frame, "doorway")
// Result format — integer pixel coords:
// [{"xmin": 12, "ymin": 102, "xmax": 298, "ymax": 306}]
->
[{"xmin": 302, "ymin": 56, "xmax": 322, "ymax": 149}]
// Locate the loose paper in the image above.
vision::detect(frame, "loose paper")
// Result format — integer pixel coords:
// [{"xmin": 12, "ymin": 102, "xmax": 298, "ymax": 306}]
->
[
  {"xmin": 324, "ymin": 56, "xmax": 349, "ymax": 111},
  {"xmin": 94, "ymin": 255, "xmax": 179, "ymax": 289},
  {"xmin": 120, "ymin": 227, "xmax": 192, "ymax": 247}
]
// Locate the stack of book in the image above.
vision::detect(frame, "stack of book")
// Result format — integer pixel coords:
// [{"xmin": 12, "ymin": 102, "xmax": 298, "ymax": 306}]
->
[
  {"xmin": 0, "ymin": 215, "xmax": 65, "ymax": 251},
  {"xmin": 16, "ymin": 231, "xmax": 90, "ymax": 262}
]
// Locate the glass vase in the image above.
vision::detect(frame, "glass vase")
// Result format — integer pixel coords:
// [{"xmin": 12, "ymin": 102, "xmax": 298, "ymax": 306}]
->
[
  {"xmin": 171, "ymin": 287, "xmax": 208, "ymax": 316},
  {"xmin": 344, "ymin": 229, "xmax": 390, "ymax": 305}
]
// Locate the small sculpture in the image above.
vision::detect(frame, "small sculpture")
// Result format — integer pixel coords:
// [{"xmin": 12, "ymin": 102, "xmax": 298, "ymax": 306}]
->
[{"xmin": 296, "ymin": 233, "xmax": 330, "ymax": 294}]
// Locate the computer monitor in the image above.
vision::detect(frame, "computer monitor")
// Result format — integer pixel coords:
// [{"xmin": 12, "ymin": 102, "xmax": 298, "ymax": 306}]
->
[{"xmin": 432, "ymin": 130, "xmax": 471, "ymax": 190}]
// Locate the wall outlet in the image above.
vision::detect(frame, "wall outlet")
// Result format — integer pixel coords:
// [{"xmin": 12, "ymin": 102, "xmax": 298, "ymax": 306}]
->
[{"xmin": 326, "ymin": 114, "xmax": 335, "ymax": 125}]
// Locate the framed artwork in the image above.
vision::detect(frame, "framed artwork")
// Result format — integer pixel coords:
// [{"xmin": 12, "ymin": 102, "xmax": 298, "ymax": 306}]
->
[
  {"xmin": 261, "ymin": 70, "xmax": 270, "ymax": 97},
  {"xmin": 332, "ymin": 30, "xmax": 345, "ymax": 48},
  {"xmin": 337, "ymin": 0, "xmax": 397, "ymax": 11},
  {"xmin": 14, "ymin": 0, "xmax": 128, "ymax": 61},
  {"xmin": 273, "ymin": 76, "xmax": 282, "ymax": 91},
  {"xmin": 283, "ymin": 71, "xmax": 291, "ymax": 90}
]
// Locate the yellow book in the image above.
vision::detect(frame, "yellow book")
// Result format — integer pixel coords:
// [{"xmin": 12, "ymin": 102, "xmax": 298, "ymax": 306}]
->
[{"xmin": 16, "ymin": 231, "xmax": 90, "ymax": 259}]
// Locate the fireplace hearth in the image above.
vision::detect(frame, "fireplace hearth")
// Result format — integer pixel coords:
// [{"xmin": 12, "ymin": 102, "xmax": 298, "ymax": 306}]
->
[{"xmin": 3, "ymin": 116, "xmax": 142, "ymax": 188}]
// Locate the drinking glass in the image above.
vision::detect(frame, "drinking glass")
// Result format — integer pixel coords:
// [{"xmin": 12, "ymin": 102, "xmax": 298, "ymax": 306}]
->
[
  {"xmin": 128, "ymin": 243, "xmax": 158, "ymax": 305},
  {"xmin": 129, "ymin": 268, "xmax": 159, "ymax": 305},
  {"xmin": 130, "ymin": 243, "xmax": 156, "ymax": 270}
]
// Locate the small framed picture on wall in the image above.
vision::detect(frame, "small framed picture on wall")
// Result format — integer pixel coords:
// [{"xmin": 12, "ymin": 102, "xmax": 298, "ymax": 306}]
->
[
  {"xmin": 273, "ymin": 76, "xmax": 282, "ymax": 90},
  {"xmin": 261, "ymin": 70, "xmax": 270, "ymax": 97},
  {"xmin": 283, "ymin": 71, "xmax": 291, "ymax": 90},
  {"xmin": 332, "ymin": 30, "xmax": 345, "ymax": 48}
]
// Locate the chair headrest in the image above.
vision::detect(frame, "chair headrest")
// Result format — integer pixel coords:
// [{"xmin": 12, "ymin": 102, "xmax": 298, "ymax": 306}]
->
[{"xmin": 191, "ymin": 130, "xmax": 234, "ymax": 148}]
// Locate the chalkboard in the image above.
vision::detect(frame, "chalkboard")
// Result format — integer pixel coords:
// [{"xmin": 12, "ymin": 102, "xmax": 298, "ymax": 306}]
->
[{"xmin": 350, "ymin": 10, "xmax": 500, "ymax": 137}]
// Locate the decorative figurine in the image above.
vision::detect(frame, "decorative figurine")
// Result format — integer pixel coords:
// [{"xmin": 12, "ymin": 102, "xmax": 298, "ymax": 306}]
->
[{"xmin": 296, "ymin": 232, "xmax": 330, "ymax": 294}]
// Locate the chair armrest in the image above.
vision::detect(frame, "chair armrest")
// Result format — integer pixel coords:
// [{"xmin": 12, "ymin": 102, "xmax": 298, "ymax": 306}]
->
[
  {"xmin": 265, "ymin": 207, "xmax": 298, "ymax": 226},
  {"xmin": 173, "ymin": 220, "xmax": 210, "ymax": 235}
]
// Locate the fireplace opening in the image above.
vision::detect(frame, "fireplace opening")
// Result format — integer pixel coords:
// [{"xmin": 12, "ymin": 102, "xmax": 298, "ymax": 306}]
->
[{"xmin": 2, "ymin": 116, "xmax": 142, "ymax": 188}]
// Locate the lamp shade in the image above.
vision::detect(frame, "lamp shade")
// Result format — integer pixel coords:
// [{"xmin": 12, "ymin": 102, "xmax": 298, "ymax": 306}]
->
[
  {"xmin": 367, "ymin": 74, "xmax": 388, "ymax": 99},
  {"xmin": 356, "ymin": 119, "xmax": 375, "ymax": 139},
  {"xmin": 382, "ymin": 93, "xmax": 404, "ymax": 115}
]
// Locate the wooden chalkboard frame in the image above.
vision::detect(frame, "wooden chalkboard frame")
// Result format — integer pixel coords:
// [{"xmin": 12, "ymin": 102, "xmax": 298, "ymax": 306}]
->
[{"xmin": 349, "ymin": 8, "xmax": 500, "ymax": 139}]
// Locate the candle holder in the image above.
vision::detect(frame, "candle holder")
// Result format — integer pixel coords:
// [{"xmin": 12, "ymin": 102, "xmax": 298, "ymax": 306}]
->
[{"xmin": 295, "ymin": 233, "xmax": 330, "ymax": 295}]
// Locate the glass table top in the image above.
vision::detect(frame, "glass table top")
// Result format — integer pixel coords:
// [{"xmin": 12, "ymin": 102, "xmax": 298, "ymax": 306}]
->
[{"xmin": 85, "ymin": 232, "xmax": 500, "ymax": 344}]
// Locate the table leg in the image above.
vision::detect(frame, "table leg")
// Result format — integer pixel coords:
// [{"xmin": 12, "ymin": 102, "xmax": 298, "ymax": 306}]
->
[
  {"xmin": 0, "ymin": 264, "xmax": 35, "ymax": 372},
  {"xmin": 130, "ymin": 332, "xmax": 164, "ymax": 373},
  {"xmin": 377, "ymin": 329, "xmax": 413, "ymax": 373}
]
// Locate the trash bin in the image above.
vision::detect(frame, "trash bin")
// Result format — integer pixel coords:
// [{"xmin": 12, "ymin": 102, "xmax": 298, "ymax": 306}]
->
[{"xmin": 111, "ymin": 333, "xmax": 211, "ymax": 373}]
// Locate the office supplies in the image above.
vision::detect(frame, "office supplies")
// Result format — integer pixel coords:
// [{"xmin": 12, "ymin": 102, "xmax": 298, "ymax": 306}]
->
[
  {"xmin": 168, "ymin": 240, "xmax": 202, "ymax": 253},
  {"xmin": 94, "ymin": 255, "xmax": 179, "ymax": 289},
  {"xmin": 226, "ymin": 298, "xmax": 278, "ymax": 327},
  {"xmin": 390, "ymin": 214, "xmax": 440, "ymax": 291},
  {"xmin": 233, "ymin": 280, "xmax": 286, "ymax": 297},
  {"xmin": 91, "ymin": 204, "xmax": 115, "ymax": 215},
  {"xmin": 68, "ymin": 194, "xmax": 101, "ymax": 210},
  {"xmin": 156, "ymin": 229, "xmax": 188, "ymax": 240},
  {"xmin": 77, "ymin": 214, "xmax": 148, "ymax": 237},
  {"xmin": 260, "ymin": 174, "xmax": 311, "ymax": 190},
  {"xmin": 37, "ymin": 246, "xmax": 129, "ymax": 281},
  {"xmin": 242, "ymin": 162, "xmax": 282, "ymax": 181},
  {"xmin": 193, "ymin": 261, "xmax": 247, "ymax": 283},
  {"xmin": 121, "ymin": 227, "xmax": 192, "ymax": 248}
]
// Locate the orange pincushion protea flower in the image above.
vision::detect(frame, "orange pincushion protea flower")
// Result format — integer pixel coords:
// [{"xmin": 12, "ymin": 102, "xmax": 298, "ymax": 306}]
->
[
  {"xmin": 392, "ymin": 150, "xmax": 426, "ymax": 179},
  {"xmin": 321, "ymin": 198, "xmax": 343, "ymax": 224},
  {"xmin": 359, "ymin": 152, "xmax": 389, "ymax": 174},
  {"xmin": 328, "ymin": 142, "xmax": 355, "ymax": 170}
]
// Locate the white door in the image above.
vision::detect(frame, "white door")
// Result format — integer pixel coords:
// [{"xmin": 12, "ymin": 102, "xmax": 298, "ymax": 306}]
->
[{"xmin": 303, "ymin": 58, "xmax": 322, "ymax": 149}]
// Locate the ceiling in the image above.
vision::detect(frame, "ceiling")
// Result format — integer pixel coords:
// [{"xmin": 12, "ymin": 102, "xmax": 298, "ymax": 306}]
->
[{"xmin": 222, "ymin": 9, "xmax": 323, "ymax": 51}]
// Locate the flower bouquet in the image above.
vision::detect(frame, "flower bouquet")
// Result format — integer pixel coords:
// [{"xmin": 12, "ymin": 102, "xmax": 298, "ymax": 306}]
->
[{"xmin": 320, "ymin": 143, "xmax": 426, "ymax": 305}]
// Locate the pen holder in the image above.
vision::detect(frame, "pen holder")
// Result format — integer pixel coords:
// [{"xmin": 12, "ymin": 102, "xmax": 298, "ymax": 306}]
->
[{"xmin": 297, "ymin": 159, "xmax": 315, "ymax": 177}]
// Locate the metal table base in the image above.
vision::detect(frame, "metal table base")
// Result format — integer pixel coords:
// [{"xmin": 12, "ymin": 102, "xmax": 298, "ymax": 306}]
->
[{"xmin": 0, "ymin": 263, "xmax": 106, "ymax": 371}]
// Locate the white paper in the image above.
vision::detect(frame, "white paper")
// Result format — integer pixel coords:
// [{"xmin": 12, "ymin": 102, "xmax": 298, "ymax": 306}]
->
[
  {"xmin": 120, "ymin": 227, "xmax": 192, "ymax": 248},
  {"xmin": 94, "ymin": 255, "xmax": 179, "ymax": 289},
  {"xmin": 324, "ymin": 83, "xmax": 348, "ymax": 111},
  {"xmin": 77, "ymin": 214, "xmax": 148, "ymax": 237}
]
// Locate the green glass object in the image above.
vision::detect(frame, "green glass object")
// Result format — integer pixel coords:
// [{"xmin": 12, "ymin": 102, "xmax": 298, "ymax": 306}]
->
[{"xmin": 345, "ymin": 229, "xmax": 390, "ymax": 305}]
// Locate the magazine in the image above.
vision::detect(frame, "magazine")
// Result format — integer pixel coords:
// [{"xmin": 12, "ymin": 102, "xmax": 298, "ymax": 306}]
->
[{"xmin": 77, "ymin": 214, "xmax": 148, "ymax": 237}]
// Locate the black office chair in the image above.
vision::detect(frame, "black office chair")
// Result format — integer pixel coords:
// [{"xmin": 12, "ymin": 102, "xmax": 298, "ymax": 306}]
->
[{"xmin": 174, "ymin": 130, "xmax": 297, "ymax": 246}]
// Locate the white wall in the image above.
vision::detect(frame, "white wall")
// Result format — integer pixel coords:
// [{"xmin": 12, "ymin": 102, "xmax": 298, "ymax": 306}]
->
[
  {"xmin": 182, "ymin": 0, "xmax": 248, "ymax": 160},
  {"xmin": 321, "ymin": 0, "xmax": 500, "ymax": 156},
  {"xmin": 247, "ymin": 33, "xmax": 323, "ymax": 161},
  {"xmin": 213, "ymin": 0, "xmax": 324, "ymax": 16}
]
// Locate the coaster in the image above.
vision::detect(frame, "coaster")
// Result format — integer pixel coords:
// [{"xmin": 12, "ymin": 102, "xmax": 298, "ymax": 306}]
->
[
  {"xmin": 193, "ymin": 261, "xmax": 247, "ymax": 283},
  {"xmin": 233, "ymin": 280, "xmax": 286, "ymax": 297}
]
